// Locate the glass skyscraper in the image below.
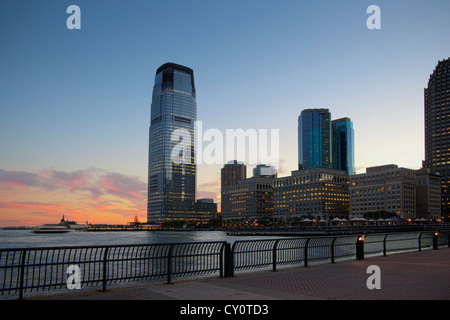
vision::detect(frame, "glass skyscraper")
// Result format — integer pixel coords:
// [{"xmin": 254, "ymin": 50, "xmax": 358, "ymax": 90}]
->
[
  {"xmin": 424, "ymin": 57, "xmax": 450, "ymax": 221},
  {"xmin": 298, "ymin": 109, "xmax": 332, "ymax": 170},
  {"xmin": 147, "ymin": 63, "xmax": 197, "ymax": 224},
  {"xmin": 332, "ymin": 118, "xmax": 355, "ymax": 175}
]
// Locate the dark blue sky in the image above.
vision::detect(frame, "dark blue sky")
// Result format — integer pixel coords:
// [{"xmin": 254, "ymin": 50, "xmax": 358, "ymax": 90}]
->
[{"xmin": 1, "ymin": 0, "xmax": 450, "ymax": 198}]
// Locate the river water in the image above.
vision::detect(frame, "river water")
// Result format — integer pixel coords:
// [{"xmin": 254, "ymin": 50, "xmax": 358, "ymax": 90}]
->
[{"xmin": 0, "ymin": 229, "xmax": 285, "ymax": 249}]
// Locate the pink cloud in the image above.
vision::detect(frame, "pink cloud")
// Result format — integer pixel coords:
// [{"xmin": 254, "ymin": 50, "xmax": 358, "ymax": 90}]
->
[{"xmin": 0, "ymin": 168, "xmax": 148, "ymax": 226}]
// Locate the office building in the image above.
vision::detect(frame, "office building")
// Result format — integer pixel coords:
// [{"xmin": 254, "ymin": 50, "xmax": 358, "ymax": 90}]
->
[
  {"xmin": 349, "ymin": 165, "xmax": 416, "ymax": 220},
  {"xmin": 221, "ymin": 160, "xmax": 247, "ymax": 217},
  {"xmin": 221, "ymin": 177, "xmax": 274, "ymax": 221},
  {"xmin": 424, "ymin": 57, "xmax": 450, "ymax": 221},
  {"xmin": 221, "ymin": 160, "xmax": 246, "ymax": 187},
  {"xmin": 298, "ymin": 109, "xmax": 332, "ymax": 170},
  {"xmin": 193, "ymin": 199, "xmax": 218, "ymax": 223},
  {"xmin": 332, "ymin": 118, "xmax": 356, "ymax": 175},
  {"xmin": 416, "ymin": 168, "xmax": 441, "ymax": 221},
  {"xmin": 273, "ymin": 167, "xmax": 349, "ymax": 222},
  {"xmin": 147, "ymin": 63, "xmax": 197, "ymax": 224}
]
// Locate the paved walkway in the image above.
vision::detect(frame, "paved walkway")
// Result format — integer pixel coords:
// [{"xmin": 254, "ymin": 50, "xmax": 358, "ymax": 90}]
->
[{"xmin": 25, "ymin": 247, "xmax": 450, "ymax": 300}]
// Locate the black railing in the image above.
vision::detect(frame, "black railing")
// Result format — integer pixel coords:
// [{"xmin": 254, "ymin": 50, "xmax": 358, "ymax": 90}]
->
[
  {"xmin": 0, "ymin": 241, "xmax": 226, "ymax": 299},
  {"xmin": 1, "ymin": 231, "xmax": 449, "ymax": 299}
]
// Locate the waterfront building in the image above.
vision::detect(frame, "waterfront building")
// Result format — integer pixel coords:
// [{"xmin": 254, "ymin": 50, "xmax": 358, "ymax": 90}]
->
[
  {"xmin": 221, "ymin": 160, "xmax": 246, "ymax": 187},
  {"xmin": 349, "ymin": 165, "xmax": 416, "ymax": 220},
  {"xmin": 147, "ymin": 63, "xmax": 197, "ymax": 224},
  {"xmin": 221, "ymin": 160, "xmax": 247, "ymax": 218},
  {"xmin": 424, "ymin": 57, "xmax": 450, "ymax": 221},
  {"xmin": 416, "ymin": 168, "xmax": 441, "ymax": 221},
  {"xmin": 298, "ymin": 109, "xmax": 332, "ymax": 170},
  {"xmin": 332, "ymin": 118, "xmax": 356, "ymax": 175},
  {"xmin": 193, "ymin": 199, "xmax": 218, "ymax": 223},
  {"xmin": 221, "ymin": 164, "xmax": 273, "ymax": 221},
  {"xmin": 273, "ymin": 167, "xmax": 349, "ymax": 223}
]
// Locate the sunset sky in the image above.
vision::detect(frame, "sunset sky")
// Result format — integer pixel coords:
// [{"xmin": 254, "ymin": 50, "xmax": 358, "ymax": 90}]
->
[{"xmin": 1, "ymin": 0, "xmax": 450, "ymax": 226}]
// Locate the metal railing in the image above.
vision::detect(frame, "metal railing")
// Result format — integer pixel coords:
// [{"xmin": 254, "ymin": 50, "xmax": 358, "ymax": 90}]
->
[
  {"xmin": 1, "ymin": 231, "xmax": 449, "ymax": 299},
  {"xmin": 0, "ymin": 241, "xmax": 226, "ymax": 299}
]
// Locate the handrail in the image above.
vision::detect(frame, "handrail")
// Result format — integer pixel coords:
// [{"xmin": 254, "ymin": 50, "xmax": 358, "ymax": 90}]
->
[{"xmin": 1, "ymin": 241, "xmax": 227, "ymax": 299}]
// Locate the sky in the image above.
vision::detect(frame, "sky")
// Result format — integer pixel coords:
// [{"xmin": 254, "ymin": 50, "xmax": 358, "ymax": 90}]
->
[{"xmin": 1, "ymin": 0, "xmax": 450, "ymax": 226}]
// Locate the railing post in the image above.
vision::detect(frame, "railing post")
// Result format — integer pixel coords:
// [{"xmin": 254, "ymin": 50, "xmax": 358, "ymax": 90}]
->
[
  {"xmin": 331, "ymin": 237, "xmax": 337, "ymax": 264},
  {"xmin": 18, "ymin": 249, "xmax": 27, "ymax": 300},
  {"xmin": 167, "ymin": 244, "xmax": 174, "ymax": 284},
  {"xmin": 383, "ymin": 234, "xmax": 388, "ymax": 256},
  {"xmin": 356, "ymin": 235, "xmax": 365, "ymax": 260},
  {"xmin": 418, "ymin": 232, "xmax": 423, "ymax": 251},
  {"xmin": 101, "ymin": 247, "xmax": 109, "ymax": 292},
  {"xmin": 448, "ymin": 232, "xmax": 450, "ymax": 248},
  {"xmin": 304, "ymin": 238, "xmax": 311, "ymax": 267},
  {"xmin": 433, "ymin": 232, "xmax": 439, "ymax": 250},
  {"xmin": 224, "ymin": 242, "xmax": 234, "ymax": 278},
  {"xmin": 272, "ymin": 240, "xmax": 280, "ymax": 272}
]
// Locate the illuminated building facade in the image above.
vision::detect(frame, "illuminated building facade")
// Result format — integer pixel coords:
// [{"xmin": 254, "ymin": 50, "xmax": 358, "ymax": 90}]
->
[
  {"xmin": 221, "ymin": 176, "xmax": 274, "ymax": 222},
  {"xmin": 273, "ymin": 167, "xmax": 349, "ymax": 223},
  {"xmin": 221, "ymin": 160, "xmax": 247, "ymax": 219},
  {"xmin": 424, "ymin": 58, "xmax": 450, "ymax": 221},
  {"xmin": 147, "ymin": 63, "xmax": 197, "ymax": 224},
  {"xmin": 416, "ymin": 168, "xmax": 441, "ymax": 221},
  {"xmin": 349, "ymin": 165, "xmax": 416, "ymax": 220}
]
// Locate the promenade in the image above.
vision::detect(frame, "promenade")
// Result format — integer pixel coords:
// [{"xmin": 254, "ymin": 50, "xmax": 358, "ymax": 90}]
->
[{"xmin": 29, "ymin": 247, "xmax": 450, "ymax": 301}]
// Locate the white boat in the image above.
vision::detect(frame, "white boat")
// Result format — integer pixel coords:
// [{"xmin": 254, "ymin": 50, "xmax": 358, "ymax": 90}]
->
[{"xmin": 32, "ymin": 224, "xmax": 70, "ymax": 234}]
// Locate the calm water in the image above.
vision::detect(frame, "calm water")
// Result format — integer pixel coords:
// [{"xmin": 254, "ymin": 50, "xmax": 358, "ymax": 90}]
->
[{"xmin": 0, "ymin": 229, "xmax": 283, "ymax": 249}]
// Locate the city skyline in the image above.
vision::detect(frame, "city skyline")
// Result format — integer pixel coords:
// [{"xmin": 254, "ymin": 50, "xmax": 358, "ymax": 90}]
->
[{"xmin": 1, "ymin": 1, "xmax": 450, "ymax": 226}]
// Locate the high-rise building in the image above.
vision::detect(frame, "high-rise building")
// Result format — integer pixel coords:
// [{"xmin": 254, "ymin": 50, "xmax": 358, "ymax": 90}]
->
[
  {"xmin": 147, "ymin": 63, "xmax": 197, "ymax": 224},
  {"xmin": 221, "ymin": 160, "xmax": 246, "ymax": 187},
  {"xmin": 332, "ymin": 118, "xmax": 356, "ymax": 175},
  {"xmin": 424, "ymin": 58, "xmax": 450, "ymax": 221},
  {"xmin": 415, "ymin": 168, "xmax": 441, "ymax": 221},
  {"xmin": 221, "ymin": 160, "xmax": 246, "ymax": 217},
  {"xmin": 298, "ymin": 109, "xmax": 332, "ymax": 170}
]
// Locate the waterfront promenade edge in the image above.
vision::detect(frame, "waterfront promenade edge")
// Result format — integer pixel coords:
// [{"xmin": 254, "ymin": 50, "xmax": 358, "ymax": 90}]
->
[{"xmin": 24, "ymin": 247, "xmax": 450, "ymax": 300}]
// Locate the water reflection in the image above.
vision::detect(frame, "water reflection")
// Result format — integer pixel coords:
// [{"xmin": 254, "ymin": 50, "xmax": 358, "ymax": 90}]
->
[{"xmin": 0, "ymin": 230, "xmax": 285, "ymax": 249}]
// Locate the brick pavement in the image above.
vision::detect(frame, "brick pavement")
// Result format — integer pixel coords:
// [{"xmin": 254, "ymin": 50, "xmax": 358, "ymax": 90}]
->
[
  {"xmin": 216, "ymin": 249, "xmax": 450, "ymax": 300},
  {"xmin": 21, "ymin": 247, "xmax": 450, "ymax": 300}
]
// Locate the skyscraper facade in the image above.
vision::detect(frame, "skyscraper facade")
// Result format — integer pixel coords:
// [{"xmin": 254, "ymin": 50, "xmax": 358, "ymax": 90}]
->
[
  {"xmin": 424, "ymin": 58, "xmax": 450, "ymax": 221},
  {"xmin": 332, "ymin": 117, "xmax": 356, "ymax": 175},
  {"xmin": 298, "ymin": 109, "xmax": 331, "ymax": 170},
  {"xmin": 221, "ymin": 160, "xmax": 246, "ymax": 218},
  {"xmin": 147, "ymin": 63, "xmax": 197, "ymax": 224}
]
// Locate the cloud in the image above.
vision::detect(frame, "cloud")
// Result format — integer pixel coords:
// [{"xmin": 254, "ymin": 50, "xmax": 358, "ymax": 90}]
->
[
  {"xmin": 0, "ymin": 168, "xmax": 147, "ymax": 201},
  {"xmin": 100, "ymin": 172, "xmax": 147, "ymax": 200},
  {"xmin": 0, "ymin": 168, "xmax": 148, "ymax": 226},
  {"xmin": 0, "ymin": 169, "xmax": 41, "ymax": 191}
]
